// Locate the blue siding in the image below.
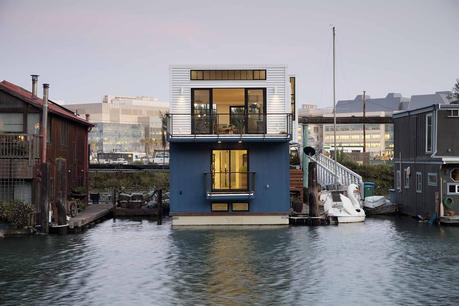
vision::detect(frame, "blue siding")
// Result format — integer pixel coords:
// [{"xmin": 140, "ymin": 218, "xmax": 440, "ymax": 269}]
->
[{"xmin": 170, "ymin": 142, "xmax": 290, "ymax": 214}]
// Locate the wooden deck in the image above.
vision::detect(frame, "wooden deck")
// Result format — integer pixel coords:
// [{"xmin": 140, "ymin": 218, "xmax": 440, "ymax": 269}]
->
[{"xmin": 68, "ymin": 204, "xmax": 113, "ymax": 232}]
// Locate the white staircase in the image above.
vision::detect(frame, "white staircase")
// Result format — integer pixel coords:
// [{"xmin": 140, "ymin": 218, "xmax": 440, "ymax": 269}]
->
[{"xmin": 308, "ymin": 153, "xmax": 364, "ymax": 192}]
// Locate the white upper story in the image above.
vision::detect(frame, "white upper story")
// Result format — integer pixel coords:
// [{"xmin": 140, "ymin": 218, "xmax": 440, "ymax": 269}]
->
[{"xmin": 168, "ymin": 65, "xmax": 295, "ymax": 141}]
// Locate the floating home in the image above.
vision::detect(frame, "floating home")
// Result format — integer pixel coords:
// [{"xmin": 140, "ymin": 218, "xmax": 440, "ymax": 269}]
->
[
  {"xmin": 167, "ymin": 65, "xmax": 295, "ymax": 225},
  {"xmin": 393, "ymin": 101, "xmax": 459, "ymax": 223},
  {"xmin": 0, "ymin": 77, "xmax": 92, "ymax": 225}
]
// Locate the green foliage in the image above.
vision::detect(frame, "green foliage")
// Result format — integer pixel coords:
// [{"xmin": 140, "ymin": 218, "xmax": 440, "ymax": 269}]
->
[
  {"xmin": 89, "ymin": 172, "xmax": 169, "ymax": 191},
  {"xmin": 71, "ymin": 185, "xmax": 87, "ymax": 195},
  {"xmin": 0, "ymin": 201, "xmax": 34, "ymax": 227},
  {"xmin": 448, "ymin": 80, "xmax": 459, "ymax": 102},
  {"xmin": 337, "ymin": 153, "xmax": 394, "ymax": 196}
]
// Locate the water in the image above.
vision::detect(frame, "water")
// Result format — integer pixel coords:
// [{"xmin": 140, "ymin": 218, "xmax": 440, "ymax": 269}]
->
[{"xmin": 1, "ymin": 216, "xmax": 459, "ymax": 306}]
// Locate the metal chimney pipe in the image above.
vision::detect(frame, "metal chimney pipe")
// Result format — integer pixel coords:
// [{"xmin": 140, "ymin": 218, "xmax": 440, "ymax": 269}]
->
[
  {"xmin": 31, "ymin": 75, "xmax": 39, "ymax": 97},
  {"xmin": 41, "ymin": 83, "xmax": 49, "ymax": 163}
]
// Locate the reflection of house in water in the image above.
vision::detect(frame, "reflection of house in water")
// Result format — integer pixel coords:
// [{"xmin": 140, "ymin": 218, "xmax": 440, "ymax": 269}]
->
[{"xmin": 168, "ymin": 65, "xmax": 295, "ymax": 225}]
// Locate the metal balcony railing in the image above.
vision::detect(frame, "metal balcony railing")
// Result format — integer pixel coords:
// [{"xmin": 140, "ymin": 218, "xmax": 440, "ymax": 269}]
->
[
  {"xmin": 204, "ymin": 171, "xmax": 256, "ymax": 194},
  {"xmin": 167, "ymin": 113, "xmax": 292, "ymax": 137}
]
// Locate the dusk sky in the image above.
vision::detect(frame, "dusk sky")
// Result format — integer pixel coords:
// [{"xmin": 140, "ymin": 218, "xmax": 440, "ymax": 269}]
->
[{"xmin": 1, "ymin": 0, "xmax": 458, "ymax": 107}]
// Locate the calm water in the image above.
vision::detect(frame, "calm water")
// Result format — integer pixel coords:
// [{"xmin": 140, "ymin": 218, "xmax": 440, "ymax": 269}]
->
[{"xmin": 1, "ymin": 217, "xmax": 459, "ymax": 306}]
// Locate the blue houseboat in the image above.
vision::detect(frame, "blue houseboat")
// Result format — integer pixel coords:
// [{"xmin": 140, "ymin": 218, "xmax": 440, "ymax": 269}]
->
[{"xmin": 167, "ymin": 65, "xmax": 295, "ymax": 225}]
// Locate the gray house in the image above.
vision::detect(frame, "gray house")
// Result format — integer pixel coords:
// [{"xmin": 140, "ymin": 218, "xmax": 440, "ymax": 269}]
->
[{"xmin": 393, "ymin": 98, "xmax": 459, "ymax": 223}]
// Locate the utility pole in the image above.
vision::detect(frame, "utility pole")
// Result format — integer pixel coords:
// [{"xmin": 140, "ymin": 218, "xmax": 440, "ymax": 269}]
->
[
  {"xmin": 332, "ymin": 26, "xmax": 338, "ymax": 185},
  {"xmin": 362, "ymin": 90, "xmax": 366, "ymax": 153}
]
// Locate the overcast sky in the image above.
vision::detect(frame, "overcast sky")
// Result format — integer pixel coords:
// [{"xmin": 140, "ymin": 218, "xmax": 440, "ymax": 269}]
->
[{"xmin": 0, "ymin": 0, "xmax": 458, "ymax": 107}]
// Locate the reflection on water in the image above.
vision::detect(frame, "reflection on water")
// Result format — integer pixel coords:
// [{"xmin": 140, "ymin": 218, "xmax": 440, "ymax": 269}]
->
[{"xmin": 1, "ymin": 217, "xmax": 459, "ymax": 305}]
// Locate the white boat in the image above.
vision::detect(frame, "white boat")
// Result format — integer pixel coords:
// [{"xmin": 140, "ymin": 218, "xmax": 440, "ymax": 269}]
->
[{"xmin": 320, "ymin": 184, "xmax": 366, "ymax": 223}]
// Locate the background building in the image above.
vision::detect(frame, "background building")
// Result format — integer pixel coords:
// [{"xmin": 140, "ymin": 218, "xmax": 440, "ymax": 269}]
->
[{"xmin": 66, "ymin": 95, "xmax": 168, "ymax": 158}]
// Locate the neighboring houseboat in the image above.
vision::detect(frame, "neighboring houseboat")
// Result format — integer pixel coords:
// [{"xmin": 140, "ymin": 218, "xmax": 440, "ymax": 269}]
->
[
  {"xmin": 393, "ymin": 101, "xmax": 459, "ymax": 223},
  {"xmin": 167, "ymin": 65, "xmax": 295, "ymax": 225},
  {"xmin": 0, "ymin": 77, "xmax": 92, "ymax": 226}
]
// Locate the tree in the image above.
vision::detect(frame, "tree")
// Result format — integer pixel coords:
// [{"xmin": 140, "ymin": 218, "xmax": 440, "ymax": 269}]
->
[{"xmin": 448, "ymin": 79, "xmax": 459, "ymax": 103}]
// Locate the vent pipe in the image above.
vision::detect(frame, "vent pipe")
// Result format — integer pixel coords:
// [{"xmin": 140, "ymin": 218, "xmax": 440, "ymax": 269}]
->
[
  {"xmin": 41, "ymin": 83, "xmax": 49, "ymax": 163},
  {"xmin": 31, "ymin": 75, "xmax": 39, "ymax": 97}
]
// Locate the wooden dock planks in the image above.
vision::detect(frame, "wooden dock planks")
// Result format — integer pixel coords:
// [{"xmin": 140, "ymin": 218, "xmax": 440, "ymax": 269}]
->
[{"xmin": 68, "ymin": 204, "xmax": 112, "ymax": 231}]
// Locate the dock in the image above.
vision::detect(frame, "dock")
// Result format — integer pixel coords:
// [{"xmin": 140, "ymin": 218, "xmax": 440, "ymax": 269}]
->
[{"xmin": 68, "ymin": 204, "xmax": 113, "ymax": 233}]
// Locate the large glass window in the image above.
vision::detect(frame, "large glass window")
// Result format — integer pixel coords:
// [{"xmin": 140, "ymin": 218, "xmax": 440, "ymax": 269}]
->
[
  {"xmin": 212, "ymin": 149, "xmax": 248, "ymax": 191},
  {"xmin": 247, "ymin": 89, "xmax": 265, "ymax": 133},
  {"xmin": 192, "ymin": 89, "xmax": 211, "ymax": 134},
  {"xmin": 0, "ymin": 113, "xmax": 23, "ymax": 133}
]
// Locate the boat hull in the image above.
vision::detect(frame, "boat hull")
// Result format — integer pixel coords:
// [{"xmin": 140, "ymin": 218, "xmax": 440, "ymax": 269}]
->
[{"xmin": 337, "ymin": 215, "xmax": 365, "ymax": 223}]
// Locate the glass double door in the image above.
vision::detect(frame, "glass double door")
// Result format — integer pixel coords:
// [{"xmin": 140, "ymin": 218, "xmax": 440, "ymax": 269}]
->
[
  {"xmin": 191, "ymin": 88, "xmax": 266, "ymax": 134},
  {"xmin": 212, "ymin": 149, "xmax": 248, "ymax": 191}
]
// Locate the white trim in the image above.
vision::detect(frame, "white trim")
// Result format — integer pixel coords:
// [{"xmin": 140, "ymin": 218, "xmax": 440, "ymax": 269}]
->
[
  {"xmin": 404, "ymin": 168, "xmax": 410, "ymax": 189},
  {"xmin": 426, "ymin": 113, "xmax": 433, "ymax": 153},
  {"xmin": 171, "ymin": 215, "xmax": 289, "ymax": 226},
  {"xmin": 416, "ymin": 172, "xmax": 422, "ymax": 193},
  {"xmin": 446, "ymin": 183, "xmax": 459, "ymax": 195}
]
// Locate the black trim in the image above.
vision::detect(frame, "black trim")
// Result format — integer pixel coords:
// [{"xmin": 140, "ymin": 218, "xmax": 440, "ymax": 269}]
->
[
  {"xmin": 210, "ymin": 148, "xmax": 249, "ymax": 192},
  {"xmin": 190, "ymin": 69, "xmax": 267, "ymax": 81}
]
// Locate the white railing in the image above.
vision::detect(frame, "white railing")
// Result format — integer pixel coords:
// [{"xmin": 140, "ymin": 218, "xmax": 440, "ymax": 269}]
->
[{"xmin": 309, "ymin": 153, "xmax": 363, "ymax": 193}]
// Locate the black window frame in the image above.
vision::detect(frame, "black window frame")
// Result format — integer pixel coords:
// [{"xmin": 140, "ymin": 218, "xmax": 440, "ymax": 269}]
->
[{"xmin": 190, "ymin": 69, "xmax": 267, "ymax": 81}]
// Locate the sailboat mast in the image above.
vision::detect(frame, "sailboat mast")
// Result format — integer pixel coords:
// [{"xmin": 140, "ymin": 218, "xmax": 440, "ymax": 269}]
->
[{"xmin": 332, "ymin": 26, "xmax": 337, "ymax": 185}]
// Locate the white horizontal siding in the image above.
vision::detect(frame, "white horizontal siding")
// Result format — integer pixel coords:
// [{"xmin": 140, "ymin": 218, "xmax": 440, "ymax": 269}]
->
[{"xmin": 169, "ymin": 65, "xmax": 290, "ymax": 135}]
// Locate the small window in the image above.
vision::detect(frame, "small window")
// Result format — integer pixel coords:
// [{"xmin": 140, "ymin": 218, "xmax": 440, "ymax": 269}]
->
[
  {"xmin": 404, "ymin": 168, "xmax": 410, "ymax": 189},
  {"xmin": 449, "ymin": 109, "xmax": 459, "ymax": 117},
  {"xmin": 447, "ymin": 184, "xmax": 459, "ymax": 195},
  {"xmin": 396, "ymin": 170, "xmax": 401, "ymax": 191},
  {"xmin": 451, "ymin": 169, "xmax": 459, "ymax": 182},
  {"xmin": 427, "ymin": 173, "xmax": 438, "ymax": 186},
  {"xmin": 0, "ymin": 113, "xmax": 24, "ymax": 133},
  {"xmin": 232, "ymin": 202, "xmax": 249, "ymax": 212},
  {"xmin": 416, "ymin": 172, "xmax": 422, "ymax": 193},
  {"xmin": 211, "ymin": 203, "xmax": 228, "ymax": 212},
  {"xmin": 426, "ymin": 113, "xmax": 433, "ymax": 153}
]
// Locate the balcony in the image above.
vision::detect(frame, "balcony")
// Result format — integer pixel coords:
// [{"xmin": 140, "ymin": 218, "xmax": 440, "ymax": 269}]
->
[
  {"xmin": 204, "ymin": 171, "xmax": 256, "ymax": 200},
  {"xmin": 0, "ymin": 134, "xmax": 40, "ymax": 180},
  {"xmin": 167, "ymin": 113, "xmax": 292, "ymax": 142}
]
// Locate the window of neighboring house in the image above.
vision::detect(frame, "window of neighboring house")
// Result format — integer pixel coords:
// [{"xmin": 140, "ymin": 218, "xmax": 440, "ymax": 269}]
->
[
  {"xmin": 404, "ymin": 168, "xmax": 410, "ymax": 189},
  {"xmin": 211, "ymin": 203, "xmax": 229, "ymax": 212},
  {"xmin": 426, "ymin": 113, "xmax": 433, "ymax": 153},
  {"xmin": 0, "ymin": 113, "xmax": 24, "ymax": 133},
  {"xmin": 447, "ymin": 184, "xmax": 459, "ymax": 195},
  {"xmin": 416, "ymin": 172, "xmax": 422, "ymax": 193},
  {"xmin": 232, "ymin": 202, "xmax": 249, "ymax": 212},
  {"xmin": 448, "ymin": 109, "xmax": 459, "ymax": 117},
  {"xmin": 427, "ymin": 173, "xmax": 438, "ymax": 186},
  {"xmin": 27, "ymin": 113, "xmax": 40, "ymax": 135},
  {"xmin": 396, "ymin": 170, "xmax": 401, "ymax": 191},
  {"xmin": 451, "ymin": 169, "xmax": 459, "ymax": 182}
]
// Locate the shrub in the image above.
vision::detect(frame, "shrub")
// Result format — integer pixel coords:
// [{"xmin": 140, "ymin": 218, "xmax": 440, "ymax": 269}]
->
[{"xmin": 0, "ymin": 201, "xmax": 34, "ymax": 227}]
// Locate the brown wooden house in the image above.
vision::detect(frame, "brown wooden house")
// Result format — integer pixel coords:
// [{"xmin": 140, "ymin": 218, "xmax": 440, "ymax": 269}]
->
[{"xmin": 0, "ymin": 79, "xmax": 92, "ymax": 224}]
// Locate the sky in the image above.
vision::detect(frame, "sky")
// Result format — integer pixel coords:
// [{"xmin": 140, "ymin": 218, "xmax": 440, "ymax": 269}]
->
[{"xmin": 0, "ymin": 0, "xmax": 458, "ymax": 107}]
